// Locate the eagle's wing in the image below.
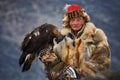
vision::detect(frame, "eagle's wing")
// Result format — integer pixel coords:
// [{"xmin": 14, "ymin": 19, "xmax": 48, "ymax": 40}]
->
[
  {"xmin": 21, "ymin": 33, "xmax": 32, "ymax": 51},
  {"xmin": 19, "ymin": 28, "xmax": 42, "ymax": 72}
]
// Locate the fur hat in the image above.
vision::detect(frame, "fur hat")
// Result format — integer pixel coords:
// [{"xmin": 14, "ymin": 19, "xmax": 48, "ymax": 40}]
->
[{"xmin": 63, "ymin": 4, "xmax": 90, "ymax": 28}]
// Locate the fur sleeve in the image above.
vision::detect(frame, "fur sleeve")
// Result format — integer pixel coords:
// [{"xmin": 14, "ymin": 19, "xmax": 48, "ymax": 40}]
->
[{"xmin": 80, "ymin": 28, "xmax": 111, "ymax": 76}]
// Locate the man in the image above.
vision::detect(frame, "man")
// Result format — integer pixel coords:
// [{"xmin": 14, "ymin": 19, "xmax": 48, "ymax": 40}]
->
[
  {"xmin": 41, "ymin": 4, "xmax": 111, "ymax": 80},
  {"xmin": 60, "ymin": 4, "xmax": 111, "ymax": 78}
]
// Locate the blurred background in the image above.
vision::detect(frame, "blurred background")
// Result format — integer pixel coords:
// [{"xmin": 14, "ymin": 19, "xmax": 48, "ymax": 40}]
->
[{"xmin": 0, "ymin": 0, "xmax": 120, "ymax": 80}]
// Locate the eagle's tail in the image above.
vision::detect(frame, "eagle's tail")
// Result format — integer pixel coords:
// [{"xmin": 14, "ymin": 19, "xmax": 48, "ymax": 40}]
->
[
  {"xmin": 19, "ymin": 52, "xmax": 27, "ymax": 66},
  {"xmin": 22, "ymin": 56, "xmax": 33, "ymax": 72},
  {"xmin": 19, "ymin": 53, "xmax": 35, "ymax": 72}
]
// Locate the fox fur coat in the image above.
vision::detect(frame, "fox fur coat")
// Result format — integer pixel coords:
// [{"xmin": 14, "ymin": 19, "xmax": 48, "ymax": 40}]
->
[{"xmin": 54, "ymin": 22, "xmax": 111, "ymax": 77}]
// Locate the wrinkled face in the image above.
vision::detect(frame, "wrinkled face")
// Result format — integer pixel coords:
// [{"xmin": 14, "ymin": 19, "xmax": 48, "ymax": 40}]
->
[{"xmin": 70, "ymin": 17, "xmax": 85, "ymax": 31}]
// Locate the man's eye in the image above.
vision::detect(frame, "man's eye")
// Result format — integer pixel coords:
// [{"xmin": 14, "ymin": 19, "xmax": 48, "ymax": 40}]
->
[{"xmin": 77, "ymin": 17, "xmax": 83, "ymax": 20}]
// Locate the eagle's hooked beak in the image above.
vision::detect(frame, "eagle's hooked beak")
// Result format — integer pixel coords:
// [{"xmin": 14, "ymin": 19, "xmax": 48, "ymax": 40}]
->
[
  {"xmin": 53, "ymin": 38, "xmax": 57, "ymax": 45},
  {"xmin": 55, "ymin": 34, "xmax": 65, "ymax": 43}
]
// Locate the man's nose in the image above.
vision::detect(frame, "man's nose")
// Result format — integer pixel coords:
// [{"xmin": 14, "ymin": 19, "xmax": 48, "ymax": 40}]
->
[{"xmin": 73, "ymin": 19, "xmax": 78, "ymax": 24}]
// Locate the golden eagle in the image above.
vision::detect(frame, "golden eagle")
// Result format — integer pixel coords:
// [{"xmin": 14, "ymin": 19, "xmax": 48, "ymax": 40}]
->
[{"xmin": 19, "ymin": 23, "xmax": 64, "ymax": 72}]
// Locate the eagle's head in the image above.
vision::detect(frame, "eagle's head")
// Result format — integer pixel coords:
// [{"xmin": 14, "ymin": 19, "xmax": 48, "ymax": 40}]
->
[{"xmin": 37, "ymin": 23, "xmax": 64, "ymax": 45}]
